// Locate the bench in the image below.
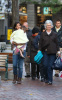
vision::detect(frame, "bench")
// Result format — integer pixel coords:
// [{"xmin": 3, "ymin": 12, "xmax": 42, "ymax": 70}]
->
[
  {"xmin": 0, "ymin": 55, "xmax": 8, "ymax": 80},
  {"xmin": 0, "ymin": 42, "xmax": 6, "ymax": 52}
]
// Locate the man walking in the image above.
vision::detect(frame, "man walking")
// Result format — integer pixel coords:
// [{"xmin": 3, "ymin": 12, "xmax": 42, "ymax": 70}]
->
[{"xmin": 53, "ymin": 19, "xmax": 62, "ymax": 77}]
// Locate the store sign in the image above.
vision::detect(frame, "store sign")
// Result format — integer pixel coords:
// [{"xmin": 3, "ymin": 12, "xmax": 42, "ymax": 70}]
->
[
  {"xmin": 43, "ymin": 7, "xmax": 52, "ymax": 15},
  {"xmin": 43, "ymin": 7, "xmax": 49, "ymax": 14},
  {"xmin": 7, "ymin": 29, "xmax": 12, "ymax": 40},
  {"xmin": 0, "ymin": 14, "xmax": 5, "ymax": 19}
]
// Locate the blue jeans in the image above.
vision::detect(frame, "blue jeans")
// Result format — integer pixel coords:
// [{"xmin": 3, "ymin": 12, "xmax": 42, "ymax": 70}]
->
[
  {"xmin": 13, "ymin": 50, "xmax": 26, "ymax": 78},
  {"xmin": 43, "ymin": 51, "xmax": 56, "ymax": 82}
]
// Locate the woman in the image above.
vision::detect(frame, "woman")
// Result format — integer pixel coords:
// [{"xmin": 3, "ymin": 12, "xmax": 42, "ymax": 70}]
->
[
  {"xmin": 10, "ymin": 22, "xmax": 27, "ymax": 84},
  {"xmin": 39, "ymin": 20, "xmax": 58, "ymax": 85}
]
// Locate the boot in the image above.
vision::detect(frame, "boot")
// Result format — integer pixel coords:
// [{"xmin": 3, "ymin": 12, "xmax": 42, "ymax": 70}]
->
[
  {"xmin": 12, "ymin": 75, "xmax": 17, "ymax": 84},
  {"xmin": 17, "ymin": 77, "xmax": 21, "ymax": 84}
]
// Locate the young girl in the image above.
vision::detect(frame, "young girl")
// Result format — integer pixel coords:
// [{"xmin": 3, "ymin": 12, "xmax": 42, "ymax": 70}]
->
[{"xmin": 10, "ymin": 29, "xmax": 29, "ymax": 58}]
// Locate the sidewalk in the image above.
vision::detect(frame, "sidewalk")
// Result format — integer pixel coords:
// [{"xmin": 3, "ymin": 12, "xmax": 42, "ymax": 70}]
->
[{"xmin": 0, "ymin": 76, "xmax": 62, "ymax": 100}]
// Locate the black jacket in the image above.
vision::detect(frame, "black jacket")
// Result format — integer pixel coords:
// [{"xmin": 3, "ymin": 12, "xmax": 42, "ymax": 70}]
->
[
  {"xmin": 26, "ymin": 29, "xmax": 32, "ymax": 52},
  {"xmin": 28, "ymin": 36, "xmax": 39, "ymax": 63},
  {"xmin": 39, "ymin": 31, "xmax": 59, "ymax": 54},
  {"xmin": 52, "ymin": 26, "xmax": 62, "ymax": 47}
]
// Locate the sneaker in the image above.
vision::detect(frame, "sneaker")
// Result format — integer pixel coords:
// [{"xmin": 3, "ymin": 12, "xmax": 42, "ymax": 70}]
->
[
  {"xmin": 48, "ymin": 81, "xmax": 52, "ymax": 85},
  {"xmin": 37, "ymin": 76, "xmax": 40, "ymax": 79},
  {"xmin": 44, "ymin": 79, "xmax": 48, "ymax": 83},
  {"xmin": 41, "ymin": 78, "xmax": 44, "ymax": 82},
  {"xmin": 60, "ymin": 74, "xmax": 62, "ymax": 78},
  {"xmin": 55, "ymin": 74, "xmax": 59, "ymax": 77},
  {"xmin": 32, "ymin": 77, "xmax": 35, "ymax": 80},
  {"xmin": 25, "ymin": 75, "xmax": 31, "ymax": 78}
]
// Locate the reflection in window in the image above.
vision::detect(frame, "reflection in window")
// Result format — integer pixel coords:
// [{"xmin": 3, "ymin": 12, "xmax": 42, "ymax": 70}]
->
[{"xmin": 19, "ymin": 6, "xmax": 27, "ymax": 14}]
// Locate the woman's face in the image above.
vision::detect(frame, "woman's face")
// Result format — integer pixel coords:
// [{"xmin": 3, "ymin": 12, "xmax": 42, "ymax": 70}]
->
[
  {"xmin": 15, "ymin": 23, "xmax": 21, "ymax": 30},
  {"xmin": 46, "ymin": 23, "xmax": 52, "ymax": 31}
]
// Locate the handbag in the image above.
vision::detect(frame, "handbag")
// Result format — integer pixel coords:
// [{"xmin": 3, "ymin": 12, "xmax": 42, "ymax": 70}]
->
[
  {"xmin": 52, "ymin": 57, "xmax": 62, "ymax": 70},
  {"xmin": 34, "ymin": 51, "xmax": 43, "ymax": 64}
]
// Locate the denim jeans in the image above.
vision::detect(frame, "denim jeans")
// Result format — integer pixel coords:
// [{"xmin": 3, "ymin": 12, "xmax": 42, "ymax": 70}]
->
[
  {"xmin": 43, "ymin": 51, "xmax": 56, "ymax": 82},
  {"xmin": 13, "ymin": 50, "xmax": 26, "ymax": 78}
]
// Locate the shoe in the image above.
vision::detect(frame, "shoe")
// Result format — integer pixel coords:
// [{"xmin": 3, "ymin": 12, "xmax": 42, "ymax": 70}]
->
[
  {"xmin": 17, "ymin": 78, "xmax": 21, "ymax": 84},
  {"xmin": 48, "ymin": 81, "xmax": 52, "ymax": 85},
  {"xmin": 25, "ymin": 75, "xmax": 30, "ymax": 77},
  {"xmin": 44, "ymin": 79, "xmax": 48, "ymax": 83},
  {"xmin": 37, "ymin": 76, "xmax": 40, "ymax": 79},
  {"xmin": 41, "ymin": 78, "xmax": 44, "ymax": 82},
  {"xmin": 12, "ymin": 75, "xmax": 17, "ymax": 84},
  {"xmin": 55, "ymin": 74, "xmax": 59, "ymax": 77},
  {"xmin": 60, "ymin": 74, "xmax": 62, "ymax": 78},
  {"xmin": 32, "ymin": 77, "xmax": 35, "ymax": 80}
]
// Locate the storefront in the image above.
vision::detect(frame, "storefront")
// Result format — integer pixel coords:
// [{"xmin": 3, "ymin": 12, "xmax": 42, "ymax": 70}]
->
[
  {"xmin": 37, "ymin": 6, "xmax": 52, "ymax": 27},
  {"xmin": 19, "ymin": 4, "xmax": 52, "ymax": 27},
  {"xmin": 19, "ymin": 5, "xmax": 27, "ymax": 25}
]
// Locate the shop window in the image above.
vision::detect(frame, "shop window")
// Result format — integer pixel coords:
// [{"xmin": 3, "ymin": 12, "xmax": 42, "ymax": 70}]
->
[
  {"xmin": 19, "ymin": 6, "xmax": 27, "ymax": 14},
  {"xmin": 19, "ymin": 6, "xmax": 27, "ymax": 25},
  {"xmin": 37, "ymin": 6, "xmax": 52, "ymax": 27}
]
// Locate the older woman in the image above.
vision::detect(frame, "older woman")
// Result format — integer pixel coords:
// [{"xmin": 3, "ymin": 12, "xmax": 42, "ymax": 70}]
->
[{"xmin": 39, "ymin": 20, "xmax": 58, "ymax": 85}]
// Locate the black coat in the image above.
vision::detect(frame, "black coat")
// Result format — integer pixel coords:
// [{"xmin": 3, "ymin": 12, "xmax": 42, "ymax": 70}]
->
[
  {"xmin": 39, "ymin": 31, "xmax": 59, "ymax": 54},
  {"xmin": 28, "ymin": 36, "xmax": 38, "ymax": 63},
  {"xmin": 52, "ymin": 26, "xmax": 62, "ymax": 47}
]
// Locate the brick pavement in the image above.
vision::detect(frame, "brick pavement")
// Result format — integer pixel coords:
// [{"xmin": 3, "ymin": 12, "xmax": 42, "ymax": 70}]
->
[{"xmin": 0, "ymin": 77, "xmax": 62, "ymax": 100}]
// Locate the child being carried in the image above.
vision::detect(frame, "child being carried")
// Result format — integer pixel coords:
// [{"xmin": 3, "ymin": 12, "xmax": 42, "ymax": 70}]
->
[{"xmin": 10, "ymin": 29, "xmax": 29, "ymax": 58}]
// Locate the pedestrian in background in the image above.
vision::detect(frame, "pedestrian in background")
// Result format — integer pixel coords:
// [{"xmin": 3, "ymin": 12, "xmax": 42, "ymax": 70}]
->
[
  {"xmin": 39, "ymin": 20, "xmax": 58, "ymax": 85},
  {"xmin": 23, "ymin": 22, "xmax": 32, "ymax": 78},
  {"xmin": 28, "ymin": 27, "xmax": 39, "ymax": 80},
  {"xmin": 39, "ymin": 25, "xmax": 45, "ymax": 82},
  {"xmin": 53, "ymin": 19, "xmax": 62, "ymax": 77}
]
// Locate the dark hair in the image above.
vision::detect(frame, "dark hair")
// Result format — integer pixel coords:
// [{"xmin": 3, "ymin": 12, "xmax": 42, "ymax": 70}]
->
[
  {"xmin": 13, "ymin": 22, "xmax": 20, "ymax": 30},
  {"xmin": 56, "ymin": 19, "xmax": 61, "ymax": 23},
  {"xmin": 32, "ymin": 27, "xmax": 39, "ymax": 34},
  {"xmin": 41, "ymin": 25, "xmax": 45, "ymax": 32}
]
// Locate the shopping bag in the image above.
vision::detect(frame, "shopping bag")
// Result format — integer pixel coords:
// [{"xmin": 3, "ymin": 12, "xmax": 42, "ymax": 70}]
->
[
  {"xmin": 52, "ymin": 57, "xmax": 62, "ymax": 70},
  {"xmin": 34, "ymin": 51, "xmax": 43, "ymax": 64}
]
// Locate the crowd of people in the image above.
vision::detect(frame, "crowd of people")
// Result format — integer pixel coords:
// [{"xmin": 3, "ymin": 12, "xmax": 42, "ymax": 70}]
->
[{"xmin": 10, "ymin": 19, "xmax": 62, "ymax": 85}]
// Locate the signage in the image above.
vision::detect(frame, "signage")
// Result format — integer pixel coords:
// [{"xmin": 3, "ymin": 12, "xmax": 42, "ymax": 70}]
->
[
  {"xmin": 43, "ymin": 7, "xmax": 52, "ymax": 15},
  {"xmin": 0, "ymin": 14, "xmax": 5, "ymax": 19},
  {"xmin": 43, "ymin": 7, "xmax": 49, "ymax": 14},
  {"xmin": 7, "ymin": 29, "xmax": 12, "ymax": 40}
]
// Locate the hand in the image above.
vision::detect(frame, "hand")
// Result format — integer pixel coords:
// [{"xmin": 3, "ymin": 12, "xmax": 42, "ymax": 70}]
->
[
  {"xmin": 37, "ymin": 50, "xmax": 40, "ymax": 52},
  {"xmin": 27, "ymin": 56, "xmax": 30, "ymax": 58},
  {"xmin": 57, "ymin": 51, "xmax": 60, "ymax": 57}
]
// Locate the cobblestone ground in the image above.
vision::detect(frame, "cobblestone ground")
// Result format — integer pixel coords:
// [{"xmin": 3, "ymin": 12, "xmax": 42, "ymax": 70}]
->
[{"xmin": 0, "ymin": 76, "xmax": 62, "ymax": 100}]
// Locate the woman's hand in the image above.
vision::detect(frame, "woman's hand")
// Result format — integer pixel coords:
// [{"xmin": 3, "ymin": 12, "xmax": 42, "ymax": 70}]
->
[
  {"xmin": 57, "ymin": 51, "xmax": 61, "ymax": 57},
  {"xmin": 37, "ymin": 50, "xmax": 40, "ymax": 52}
]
